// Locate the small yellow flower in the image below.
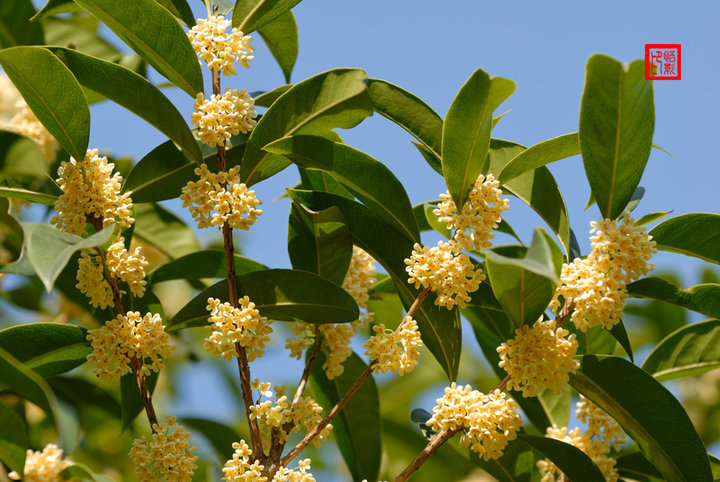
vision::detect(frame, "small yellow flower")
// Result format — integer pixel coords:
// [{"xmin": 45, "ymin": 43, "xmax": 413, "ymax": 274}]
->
[
  {"xmin": 188, "ymin": 15, "xmax": 254, "ymax": 75},
  {"xmin": 7, "ymin": 444, "xmax": 72, "ymax": 481},
  {"xmin": 537, "ymin": 425, "xmax": 619, "ymax": 482},
  {"xmin": 364, "ymin": 316, "xmax": 422, "ymax": 376},
  {"xmin": 575, "ymin": 395, "xmax": 626, "ymax": 451},
  {"xmin": 343, "ymin": 246, "xmax": 377, "ymax": 308},
  {"xmin": 191, "ymin": 89, "xmax": 257, "ymax": 147},
  {"xmin": 204, "ymin": 296, "xmax": 273, "ymax": 361},
  {"xmin": 129, "ymin": 415, "xmax": 198, "ymax": 482}
]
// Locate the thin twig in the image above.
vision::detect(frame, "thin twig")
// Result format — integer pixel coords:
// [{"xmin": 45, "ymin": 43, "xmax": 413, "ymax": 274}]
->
[
  {"xmin": 292, "ymin": 327, "xmax": 323, "ymax": 406},
  {"xmin": 393, "ymin": 429, "xmax": 458, "ymax": 482},
  {"xmin": 130, "ymin": 357, "xmax": 159, "ymax": 431}
]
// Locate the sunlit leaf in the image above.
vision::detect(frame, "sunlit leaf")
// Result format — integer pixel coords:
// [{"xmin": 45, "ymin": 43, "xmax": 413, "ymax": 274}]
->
[
  {"xmin": 232, "ymin": 0, "xmax": 301, "ymax": 33},
  {"xmin": 498, "ymin": 132, "xmax": 580, "ymax": 183},
  {"xmin": 627, "ymin": 277, "xmax": 720, "ymax": 320},
  {"xmin": 0, "ymin": 346, "xmax": 57, "ymax": 427},
  {"xmin": 258, "ymin": 11, "xmax": 297, "ymax": 83},
  {"xmin": 148, "ymin": 251, "xmax": 265, "ymax": 285},
  {"xmin": 649, "ymin": 213, "xmax": 720, "ymax": 265},
  {"xmin": 0, "ymin": 0, "xmax": 43, "ymax": 47},
  {"xmin": 132, "ymin": 203, "xmax": 201, "ymax": 259}
]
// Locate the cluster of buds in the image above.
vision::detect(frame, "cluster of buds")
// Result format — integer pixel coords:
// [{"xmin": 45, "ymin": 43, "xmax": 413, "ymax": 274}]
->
[
  {"xmin": 7, "ymin": 444, "xmax": 73, "ymax": 481},
  {"xmin": 188, "ymin": 15, "xmax": 254, "ymax": 75},
  {"xmin": 129, "ymin": 416, "xmax": 198, "ymax": 482},
  {"xmin": 364, "ymin": 316, "xmax": 422, "ymax": 376},
  {"xmin": 223, "ymin": 440, "xmax": 315, "ymax": 481},
  {"xmin": 204, "ymin": 296, "xmax": 274, "ymax": 362}
]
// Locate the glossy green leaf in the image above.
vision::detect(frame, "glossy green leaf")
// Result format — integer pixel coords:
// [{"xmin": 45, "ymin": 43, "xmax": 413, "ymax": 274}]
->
[
  {"xmin": 516, "ymin": 434, "xmax": 606, "ymax": 481},
  {"xmin": 49, "ymin": 376, "xmax": 120, "ymax": 418},
  {"xmin": 641, "ymin": 319, "xmax": 720, "ymax": 381},
  {"xmin": 366, "ymin": 78, "xmax": 443, "ymax": 164},
  {"xmin": 41, "ymin": 16, "xmax": 127, "ymax": 68},
  {"xmin": 609, "ymin": 320, "xmax": 634, "ymax": 362},
  {"xmin": 412, "ymin": 141, "xmax": 443, "ymax": 174},
  {"xmin": 0, "ymin": 186, "xmax": 56, "ymax": 205},
  {"xmin": 288, "ymin": 189, "xmax": 461, "ymax": 380},
  {"xmin": 258, "ymin": 11, "xmax": 297, "ymax": 83},
  {"xmin": 156, "ymin": 0, "xmax": 195, "ymax": 26},
  {"xmin": 710, "ymin": 454, "xmax": 720, "ymax": 480},
  {"xmin": 0, "ymin": 46, "xmax": 89, "ymax": 161},
  {"xmin": 73, "ymin": 0, "xmax": 202, "ymax": 96},
  {"xmin": 649, "ymin": 213, "xmax": 720, "ymax": 265},
  {"xmin": 423, "ymin": 204, "xmax": 451, "ymax": 238},
  {"xmin": 498, "ymin": 132, "xmax": 580, "ymax": 183},
  {"xmin": 312, "ymin": 351, "xmax": 380, "ymax": 482},
  {"xmin": 232, "ymin": 0, "xmax": 301, "ymax": 33},
  {"xmin": 616, "ymin": 452, "xmax": 663, "ymax": 480},
  {"xmin": 487, "ymin": 139, "xmax": 572, "ymax": 259},
  {"xmin": 442, "ymin": 68, "xmax": 515, "ymax": 208},
  {"xmin": 181, "ymin": 417, "xmax": 243, "ymax": 464},
  {"xmin": 0, "ymin": 0, "xmax": 43, "ymax": 47},
  {"xmin": 579, "ymin": 55, "xmax": 654, "ymax": 219},
  {"xmin": 33, "ymin": 0, "xmax": 81, "ymax": 19},
  {"xmin": 0, "ymin": 346, "xmax": 57, "ymax": 426},
  {"xmin": 288, "ymin": 203, "xmax": 352, "ymax": 285},
  {"xmin": 120, "ymin": 370, "xmax": 158, "ymax": 431},
  {"xmin": 50, "ymin": 47, "xmax": 202, "ymax": 162},
  {"xmin": 168, "ymin": 269, "xmax": 359, "ymax": 330},
  {"xmin": 241, "ymin": 68, "xmax": 373, "ymax": 186},
  {"xmin": 266, "ymin": 135, "xmax": 419, "ymax": 241},
  {"xmin": 570, "ymin": 355, "xmax": 712, "ymax": 481},
  {"xmin": 469, "ymin": 437, "xmax": 535, "ymax": 481},
  {"xmin": 627, "ymin": 277, "xmax": 720, "ymax": 320},
  {"xmin": 537, "ymin": 388, "xmax": 571, "ymax": 428},
  {"xmin": 634, "ymin": 210, "xmax": 671, "ymax": 227},
  {"xmin": 132, "ymin": 203, "xmax": 200, "ymax": 259},
  {"xmin": 0, "ymin": 323, "xmax": 90, "ymax": 383},
  {"xmin": 254, "ymin": 84, "xmax": 293, "ymax": 107},
  {"xmin": 23, "ymin": 223, "xmax": 115, "ymax": 292},
  {"xmin": 0, "ymin": 402, "xmax": 26, "ymax": 475},
  {"xmin": 148, "ymin": 251, "xmax": 265, "ymax": 285},
  {"xmin": 298, "ymin": 166, "xmax": 354, "ymax": 199}
]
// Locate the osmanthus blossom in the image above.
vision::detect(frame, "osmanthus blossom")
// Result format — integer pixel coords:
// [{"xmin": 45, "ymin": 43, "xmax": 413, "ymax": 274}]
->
[
  {"xmin": 204, "ymin": 296, "xmax": 274, "ymax": 362},
  {"xmin": 7, "ymin": 444, "xmax": 73, "ymax": 481},
  {"xmin": 364, "ymin": 316, "xmax": 423, "ymax": 376},
  {"xmin": 496, "ymin": 319, "xmax": 580, "ymax": 397},
  {"xmin": 222, "ymin": 440, "xmax": 315, "ymax": 481},
  {"xmin": 191, "ymin": 89, "xmax": 257, "ymax": 147},
  {"xmin": 129, "ymin": 416, "xmax": 198, "ymax": 482},
  {"xmin": 188, "ymin": 15, "xmax": 254, "ymax": 75}
]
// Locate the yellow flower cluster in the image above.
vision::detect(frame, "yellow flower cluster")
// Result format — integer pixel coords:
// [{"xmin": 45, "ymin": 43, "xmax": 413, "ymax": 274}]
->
[
  {"xmin": 204, "ymin": 296, "xmax": 273, "ymax": 362},
  {"xmin": 248, "ymin": 381, "xmax": 332, "ymax": 447},
  {"xmin": 222, "ymin": 440, "xmax": 315, "ymax": 481},
  {"xmin": 86, "ymin": 311, "xmax": 174, "ymax": 382},
  {"xmin": 51, "ymin": 149, "xmax": 134, "ymax": 236},
  {"xmin": 180, "ymin": 163, "xmax": 262, "ymax": 230},
  {"xmin": 434, "ymin": 174, "xmax": 509, "ymax": 252},
  {"xmin": 427, "ymin": 383, "xmax": 522, "ymax": 461},
  {"xmin": 364, "ymin": 316, "xmax": 422, "ymax": 376},
  {"xmin": 550, "ymin": 213, "xmax": 656, "ymax": 331},
  {"xmin": 76, "ymin": 237, "xmax": 149, "ymax": 308},
  {"xmin": 343, "ymin": 246, "xmax": 377, "ymax": 309},
  {"xmin": 188, "ymin": 15, "xmax": 254, "ymax": 75},
  {"xmin": 575, "ymin": 395, "xmax": 626, "ymax": 451},
  {"xmin": 129, "ymin": 415, "xmax": 198, "ymax": 482},
  {"xmin": 0, "ymin": 73, "xmax": 59, "ymax": 162},
  {"xmin": 405, "ymin": 240, "xmax": 485, "ymax": 309},
  {"xmin": 496, "ymin": 319, "xmax": 579, "ymax": 397},
  {"xmin": 7, "ymin": 444, "xmax": 72, "ymax": 481},
  {"xmin": 191, "ymin": 89, "xmax": 257, "ymax": 147}
]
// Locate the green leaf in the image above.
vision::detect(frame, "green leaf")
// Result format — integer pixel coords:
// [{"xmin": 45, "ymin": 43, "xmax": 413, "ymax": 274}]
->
[
  {"xmin": 156, "ymin": 0, "xmax": 195, "ymax": 26},
  {"xmin": 168, "ymin": 269, "xmax": 359, "ymax": 330},
  {"xmin": 241, "ymin": 68, "xmax": 373, "ymax": 186},
  {"xmin": 148, "ymin": 251, "xmax": 265, "ymax": 285},
  {"xmin": 266, "ymin": 135, "xmax": 419, "ymax": 241},
  {"xmin": 132, "ymin": 203, "xmax": 200, "ymax": 259},
  {"xmin": 469, "ymin": 437, "xmax": 535, "ymax": 481},
  {"xmin": 298, "ymin": 166, "xmax": 354, "ymax": 199},
  {"xmin": 487, "ymin": 139, "xmax": 572, "ymax": 259},
  {"xmin": 424, "ymin": 204, "xmax": 451, "ymax": 238},
  {"xmin": 498, "ymin": 132, "xmax": 580, "ymax": 183},
  {"xmin": 33, "ymin": 0, "xmax": 81, "ymax": 19},
  {"xmin": 609, "ymin": 320, "xmax": 634, "ymax": 362},
  {"xmin": 120, "ymin": 370, "xmax": 158, "ymax": 431},
  {"xmin": 0, "ymin": 346, "xmax": 57, "ymax": 426},
  {"xmin": 483, "ymin": 229, "xmax": 562, "ymax": 327},
  {"xmin": 311, "ymin": 351, "xmax": 381, "ymax": 482},
  {"xmin": 50, "ymin": 47, "xmax": 202, "ymax": 162},
  {"xmin": 258, "ymin": 11, "xmax": 297, "ymax": 84},
  {"xmin": 73, "ymin": 0, "xmax": 202, "ymax": 97},
  {"xmin": 570, "ymin": 355, "xmax": 712, "ymax": 481},
  {"xmin": 579, "ymin": 55, "xmax": 654, "ymax": 219},
  {"xmin": 634, "ymin": 210, "xmax": 671, "ymax": 227},
  {"xmin": 536, "ymin": 388, "xmax": 571, "ymax": 428},
  {"xmin": 649, "ymin": 213, "xmax": 720, "ymax": 265},
  {"xmin": 627, "ymin": 277, "xmax": 720, "ymax": 320},
  {"xmin": 23, "ymin": 223, "xmax": 116, "ymax": 292},
  {"xmin": 0, "ymin": 402, "xmax": 26, "ymax": 475},
  {"xmin": 442, "ymin": 69, "xmax": 515, "ymax": 208},
  {"xmin": 0, "ymin": 46, "xmax": 89, "ymax": 161},
  {"xmin": 181, "ymin": 417, "xmax": 243, "ymax": 465},
  {"xmin": 516, "ymin": 434, "xmax": 606, "ymax": 481},
  {"xmin": 412, "ymin": 141, "xmax": 443, "ymax": 175},
  {"xmin": 232, "ymin": 0, "xmax": 302, "ymax": 33},
  {"xmin": 0, "ymin": 323, "xmax": 90, "ymax": 383},
  {"xmin": 410, "ymin": 408, "xmax": 437, "ymax": 441},
  {"xmin": 61, "ymin": 463, "xmax": 114, "ymax": 482},
  {"xmin": 710, "ymin": 454, "xmax": 720, "ymax": 480},
  {"xmin": 288, "ymin": 203, "xmax": 352, "ymax": 285},
  {"xmin": 0, "ymin": 186, "xmax": 56, "ymax": 205},
  {"xmin": 288, "ymin": 189, "xmax": 461, "ymax": 380},
  {"xmin": 41, "ymin": 15, "xmax": 125, "ymax": 66},
  {"xmin": 366, "ymin": 78, "xmax": 443, "ymax": 165},
  {"xmin": 616, "ymin": 452, "xmax": 663, "ymax": 480},
  {"xmin": 254, "ymin": 84, "xmax": 293, "ymax": 107},
  {"xmin": 641, "ymin": 319, "xmax": 720, "ymax": 381},
  {"xmin": 0, "ymin": 0, "xmax": 43, "ymax": 47},
  {"xmin": 49, "ymin": 376, "xmax": 120, "ymax": 418}
]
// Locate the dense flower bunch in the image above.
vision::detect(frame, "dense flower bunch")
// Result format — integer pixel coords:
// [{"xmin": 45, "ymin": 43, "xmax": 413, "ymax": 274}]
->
[
  {"xmin": 364, "ymin": 316, "xmax": 422, "ymax": 375},
  {"xmin": 222, "ymin": 440, "xmax": 315, "ymax": 481},
  {"xmin": 496, "ymin": 319, "xmax": 579, "ymax": 397},
  {"xmin": 129, "ymin": 416, "xmax": 198, "ymax": 482},
  {"xmin": 342, "ymin": 246, "xmax": 377, "ymax": 308},
  {"xmin": 550, "ymin": 213, "xmax": 657, "ymax": 331},
  {"xmin": 191, "ymin": 89, "xmax": 257, "ymax": 147},
  {"xmin": 181, "ymin": 163, "xmax": 262, "ymax": 230},
  {"xmin": 51, "ymin": 149, "xmax": 133, "ymax": 235},
  {"xmin": 188, "ymin": 15, "xmax": 254, "ymax": 75},
  {"xmin": 0, "ymin": 73, "xmax": 59, "ymax": 162},
  {"xmin": 426, "ymin": 383, "xmax": 522, "ymax": 461},
  {"xmin": 575, "ymin": 395, "xmax": 626, "ymax": 450},
  {"xmin": 204, "ymin": 296, "xmax": 274, "ymax": 361},
  {"xmin": 434, "ymin": 174, "xmax": 509, "ymax": 252},
  {"xmin": 248, "ymin": 381, "xmax": 332, "ymax": 447},
  {"xmin": 86, "ymin": 311, "xmax": 174, "ymax": 381},
  {"xmin": 7, "ymin": 444, "xmax": 73, "ymax": 481},
  {"xmin": 405, "ymin": 240, "xmax": 484, "ymax": 309}
]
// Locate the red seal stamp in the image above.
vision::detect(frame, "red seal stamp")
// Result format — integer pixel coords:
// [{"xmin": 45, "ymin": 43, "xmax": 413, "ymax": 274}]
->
[{"xmin": 645, "ymin": 44, "xmax": 681, "ymax": 80}]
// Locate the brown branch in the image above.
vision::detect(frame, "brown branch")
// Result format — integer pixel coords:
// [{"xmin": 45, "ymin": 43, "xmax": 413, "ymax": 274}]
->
[
  {"xmin": 407, "ymin": 287, "xmax": 431, "ymax": 319},
  {"xmin": 393, "ymin": 428, "xmax": 459, "ymax": 482},
  {"xmin": 292, "ymin": 327, "xmax": 323, "ymax": 406},
  {"xmin": 130, "ymin": 357, "xmax": 159, "ymax": 431}
]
